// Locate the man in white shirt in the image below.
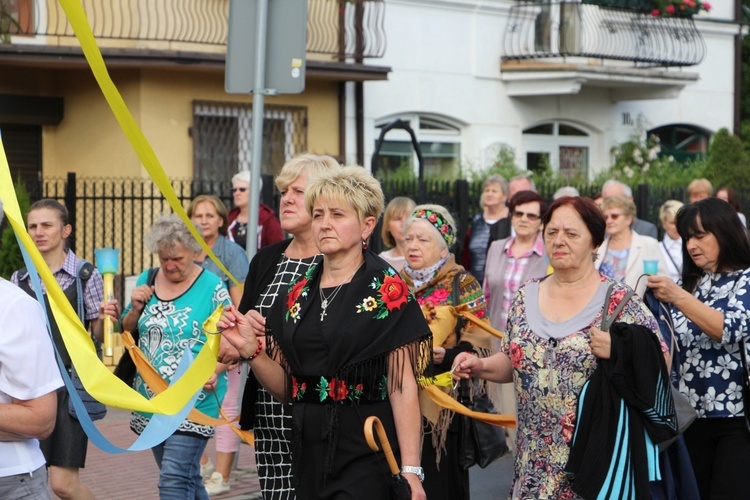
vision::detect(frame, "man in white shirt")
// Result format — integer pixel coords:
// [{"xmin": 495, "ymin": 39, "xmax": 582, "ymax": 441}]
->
[{"xmin": 0, "ymin": 199, "xmax": 63, "ymax": 499}]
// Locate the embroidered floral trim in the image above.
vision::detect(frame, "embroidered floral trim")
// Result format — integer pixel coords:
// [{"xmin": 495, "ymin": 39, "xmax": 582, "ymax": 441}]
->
[
  {"xmin": 285, "ymin": 263, "xmax": 318, "ymax": 322},
  {"xmin": 357, "ymin": 268, "xmax": 412, "ymax": 319},
  {"xmin": 412, "ymin": 208, "xmax": 455, "ymax": 247},
  {"xmin": 291, "ymin": 376, "xmax": 307, "ymax": 400},
  {"xmin": 291, "ymin": 375, "xmax": 389, "ymax": 404}
]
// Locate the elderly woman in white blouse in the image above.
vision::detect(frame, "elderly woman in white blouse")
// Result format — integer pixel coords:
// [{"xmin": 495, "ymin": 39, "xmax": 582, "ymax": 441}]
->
[{"xmin": 595, "ymin": 196, "xmax": 669, "ymax": 295}]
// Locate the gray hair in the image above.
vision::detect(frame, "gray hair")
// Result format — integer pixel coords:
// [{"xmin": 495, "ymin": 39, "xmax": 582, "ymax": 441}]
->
[
  {"xmin": 144, "ymin": 214, "xmax": 202, "ymax": 255},
  {"xmin": 483, "ymin": 174, "xmax": 508, "ymax": 194},
  {"xmin": 602, "ymin": 179, "xmax": 632, "ymax": 198},
  {"xmin": 510, "ymin": 174, "xmax": 536, "ymax": 192},
  {"xmin": 553, "ymin": 186, "xmax": 580, "ymax": 199},
  {"xmin": 231, "ymin": 170, "xmax": 262, "ymax": 192}
]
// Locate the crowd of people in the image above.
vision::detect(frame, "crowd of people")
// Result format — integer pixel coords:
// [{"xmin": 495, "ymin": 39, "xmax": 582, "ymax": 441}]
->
[{"xmin": 1, "ymin": 164, "xmax": 749, "ymax": 500}]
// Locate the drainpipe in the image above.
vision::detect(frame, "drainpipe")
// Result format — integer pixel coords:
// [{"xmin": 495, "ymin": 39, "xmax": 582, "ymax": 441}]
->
[
  {"xmin": 355, "ymin": 0, "xmax": 365, "ymax": 166},
  {"xmin": 735, "ymin": 0, "xmax": 742, "ymax": 136}
]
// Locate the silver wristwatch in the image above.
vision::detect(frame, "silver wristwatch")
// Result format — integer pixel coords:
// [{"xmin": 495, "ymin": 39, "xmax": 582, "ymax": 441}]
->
[{"xmin": 400, "ymin": 466, "xmax": 424, "ymax": 482}]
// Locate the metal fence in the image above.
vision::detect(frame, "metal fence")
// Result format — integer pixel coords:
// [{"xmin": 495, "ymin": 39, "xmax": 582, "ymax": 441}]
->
[
  {"xmin": 28, "ymin": 174, "xmax": 707, "ymax": 297},
  {"xmin": 504, "ymin": 0, "xmax": 706, "ymax": 67},
  {"xmin": 5, "ymin": 0, "xmax": 386, "ymax": 59}
]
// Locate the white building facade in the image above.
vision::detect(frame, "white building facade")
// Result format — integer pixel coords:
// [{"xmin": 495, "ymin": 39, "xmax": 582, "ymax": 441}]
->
[{"xmin": 353, "ymin": 0, "xmax": 739, "ymax": 180}]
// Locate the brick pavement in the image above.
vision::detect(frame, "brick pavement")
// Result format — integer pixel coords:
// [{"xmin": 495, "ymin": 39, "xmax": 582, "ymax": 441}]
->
[{"xmin": 58, "ymin": 408, "xmax": 261, "ymax": 500}]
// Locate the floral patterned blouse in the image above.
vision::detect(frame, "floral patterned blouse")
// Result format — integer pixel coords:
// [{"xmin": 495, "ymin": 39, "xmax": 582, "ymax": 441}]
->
[
  {"xmin": 672, "ymin": 268, "xmax": 750, "ymax": 418},
  {"xmin": 499, "ymin": 275, "xmax": 662, "ymax": 499}
]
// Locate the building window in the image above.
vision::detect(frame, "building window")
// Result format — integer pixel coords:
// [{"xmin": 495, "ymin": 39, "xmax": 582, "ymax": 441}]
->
[
  {"xmin": 0, "ymin": 123, "xmax": 41, "ymax": 191},
  {"xmin": 649, "ymin": 124, "xmax": 710, "ymax": 163},
  {"xmin": 373, "ymin": 115, "xmax": 462, "ymax": 180},
  {"xmin": 523, "ymin": 121, "xmax": 591, "ymax": 180},
  {"xmin": 192, "ymin": 101, "xmax": 307, "ymax": 181}
]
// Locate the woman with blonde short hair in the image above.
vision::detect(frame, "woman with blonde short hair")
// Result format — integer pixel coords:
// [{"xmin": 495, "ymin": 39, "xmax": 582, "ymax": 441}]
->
[
  {"xmin": 233, "ymin": 153, "xmax": 340, "ymax": 499},
  {"xmin": 220, "ymin": 165, "xmax": 429, "ymax": 498}
]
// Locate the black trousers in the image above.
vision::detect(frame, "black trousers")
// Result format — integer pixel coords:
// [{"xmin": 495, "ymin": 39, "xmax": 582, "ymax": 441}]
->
[{"xmin": 683, "ymin": 417, "xmax": 750, "ymax": 500}]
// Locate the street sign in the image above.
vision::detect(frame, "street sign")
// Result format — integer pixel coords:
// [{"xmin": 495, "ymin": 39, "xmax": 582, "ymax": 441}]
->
[{"xmin": 225, "ymin": 0, "xmax": 307, "ymax": 95}]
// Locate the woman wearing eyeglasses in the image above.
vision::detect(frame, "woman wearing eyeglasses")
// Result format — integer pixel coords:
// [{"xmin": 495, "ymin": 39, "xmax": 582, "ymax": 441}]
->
[
  {"xmin": 228, "ymin": 170, "xmax": 283, "ymax": 251},
  {"xmin": 484, "ymin": 190, "xmax": 549, "ymax": 447},
  {"xmin": 595, "ymin": 196, "xmax": 668, "ymax": 295}
]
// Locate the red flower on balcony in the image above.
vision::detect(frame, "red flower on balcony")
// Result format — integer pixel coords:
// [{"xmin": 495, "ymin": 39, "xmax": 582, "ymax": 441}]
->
[{"xmin": 649, "ymin": 0, "xmax": 710, "ymax": 16}]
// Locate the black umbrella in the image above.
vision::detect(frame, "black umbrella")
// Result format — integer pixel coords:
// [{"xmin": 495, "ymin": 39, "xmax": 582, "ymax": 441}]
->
[{"xmin": 364, "ymin": 416, "xmax": 412, "ymax": 500}]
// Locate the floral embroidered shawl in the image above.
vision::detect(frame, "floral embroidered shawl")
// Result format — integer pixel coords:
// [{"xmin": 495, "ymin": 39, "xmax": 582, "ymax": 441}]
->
[{"xmin": 267, "ymin": 249, "xmax": 433, "ymax": 400}]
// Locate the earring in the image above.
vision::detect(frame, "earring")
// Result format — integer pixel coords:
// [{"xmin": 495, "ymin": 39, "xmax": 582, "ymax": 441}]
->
[{"xmin": 362, "ymin": 239, "xmax": 368, "ymax": 250}]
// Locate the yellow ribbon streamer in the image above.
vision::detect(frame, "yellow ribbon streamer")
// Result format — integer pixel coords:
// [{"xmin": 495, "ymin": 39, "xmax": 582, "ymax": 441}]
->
[
  {"xmin": 419, "ymin": 372, "xmax": 454, "ymax": 388},
  {"xmin": 56, "ymin": 0, "xmax": 239, "ymax": 287},
  {"xmin": 422, "ymin": 385, "xmax": 516, "ymax": 429}
]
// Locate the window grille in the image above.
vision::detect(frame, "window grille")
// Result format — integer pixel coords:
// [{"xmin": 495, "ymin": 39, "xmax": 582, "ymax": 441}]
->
[{"xmin": 192, "ymin": 101, "xmax": 307, "ymax": 181}]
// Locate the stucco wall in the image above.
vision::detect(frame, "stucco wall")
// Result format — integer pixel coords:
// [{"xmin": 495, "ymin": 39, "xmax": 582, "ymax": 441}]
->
[
  {"xmin": 362, "ymin": 0, "xmax": 738, "ymax": 177},
  {"xmin": 33, "ymin": 67, "xmax": 340, "ymax": 178}
]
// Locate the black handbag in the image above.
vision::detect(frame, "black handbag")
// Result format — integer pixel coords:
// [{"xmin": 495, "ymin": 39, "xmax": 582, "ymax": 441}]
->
[
  {"xmin": 69, "ymin": 366, "xmax": 107, "ymax": 421},
  {"xmin": 68, "ymin": 261, "xmax": 107, "ymax": 421},
  {"xmin": 644, "ymin": 294, "xmax": 697, "ymax": 451},
  {"xmin": 457, "ymin": 378, "xmax": 508, "ymax": 469},
  {"xmin": 450, "ymin": 272, "xmax": 508, "ymax": 469},
  {"xmin": 113, "ymin": 267, "xmax": 158, "ymax": 386}
]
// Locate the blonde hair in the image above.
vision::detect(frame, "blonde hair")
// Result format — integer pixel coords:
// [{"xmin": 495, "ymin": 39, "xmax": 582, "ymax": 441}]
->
[
  {"xmin": 601, "ymin": 195, "xmax": 636, "ymax": 224},
  {"xmin": 305, "ymin": 165, "xmax": 385, "ymax": 223},
  {"xmin": 381, "ymin": 197, "xmax": 417, "ymax": 248},
  {"xmin": 659, "ymin": 199, "xmax": 684, "ymax": 223},
  {"xmin": 275, "ymin": 153, "xmax": 340, "ymax": 191},
  {"xmin": 687, "ymin": 178, "xmax": 713, "ymax": 198},
  {"xmin": 187, "ymin": 194, "xmax": 229, "ymax": 236}
]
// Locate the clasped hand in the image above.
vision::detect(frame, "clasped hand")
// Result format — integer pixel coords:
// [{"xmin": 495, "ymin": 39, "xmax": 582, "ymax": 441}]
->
[
  {"xmin": 451, "ymin": 351, "xmax": 482, "ymax": 380},
  {"xmin": 216, "ymin": 305, "xmax": 266, "ymax": 363}
]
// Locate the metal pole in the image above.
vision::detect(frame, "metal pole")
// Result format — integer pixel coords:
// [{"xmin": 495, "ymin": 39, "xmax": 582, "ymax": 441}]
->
[{"xmin": 245, "ymin": 0, "xmax": 269, "ymax": 262}]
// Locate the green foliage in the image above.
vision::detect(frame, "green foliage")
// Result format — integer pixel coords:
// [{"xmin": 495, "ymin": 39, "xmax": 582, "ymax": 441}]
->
[
  {"xmin": 0, "ymin": 178, "xmax": 30, "ymax": 279},
  {"xmin": 375, "ymin": 159, "xmax": 416, "ymax": 183},
  {"xmin": 463, "ymin": 145, "xmax": 524, "ymax": 184},
  {"xmin": 596, "ymin": 126, "xmax": 705, "ymax": 189},
  {"xmin": 703, "ymin": 128, "xmax": 750, "ymax": 188}
]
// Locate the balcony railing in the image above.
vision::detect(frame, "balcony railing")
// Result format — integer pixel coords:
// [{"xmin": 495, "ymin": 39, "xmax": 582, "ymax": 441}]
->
[
  {"xmin": 503, "ymin": 0, "xmax": 706, "ymax": 67},
  {"xmin": 1, "ymin": 0, "xmax": 386, "ymax": 59}
]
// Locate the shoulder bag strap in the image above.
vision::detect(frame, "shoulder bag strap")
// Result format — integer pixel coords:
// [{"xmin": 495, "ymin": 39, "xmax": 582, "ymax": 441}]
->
[
  {"xmin": 600, "ymin": 283, "xmax": 635, "ymax": 331},
  {"xmin": 661, "ymin": 240, "xmax": 680, "ymax": 272},
  {"xmin": 451, "ymin": 271, "xmax": 464, "ymax": 307}
]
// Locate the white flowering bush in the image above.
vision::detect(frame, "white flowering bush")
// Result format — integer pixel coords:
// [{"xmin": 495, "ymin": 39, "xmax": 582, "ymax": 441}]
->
[{"xmin": 597, "ymin": 131, "xmax": 706, "ymax": 188}]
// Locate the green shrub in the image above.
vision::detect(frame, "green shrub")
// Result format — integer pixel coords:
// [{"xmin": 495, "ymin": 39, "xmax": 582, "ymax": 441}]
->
[
  {"xmin": 0, "ymin": 179, "xmax": 31, "ymax": 279},
  {"xmin": 703, "ymin": 128, "xmax": 750, "ymax": 189}
]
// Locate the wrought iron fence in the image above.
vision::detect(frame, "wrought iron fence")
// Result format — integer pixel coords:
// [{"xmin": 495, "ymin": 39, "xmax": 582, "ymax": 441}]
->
[
  {"xmin": 39, "ymin": 172, "xmax": 276, "ymax": 301},
  {"xmin": 504, "ymin": 0, "xmax": 706, "ymax": 67},
  {"xmin": 31, "ymin": 174, "xmax": 705, "ymax": 296},
  {"xmin": 4, "ymin": 0, "xmax": 386, "ymax": 59}
]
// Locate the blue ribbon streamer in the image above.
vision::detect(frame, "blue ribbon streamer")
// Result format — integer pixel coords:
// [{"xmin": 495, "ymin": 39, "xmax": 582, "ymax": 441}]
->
[{"xmin": 18, "ymin": 243, "xmax": 200, "ymax": 452}]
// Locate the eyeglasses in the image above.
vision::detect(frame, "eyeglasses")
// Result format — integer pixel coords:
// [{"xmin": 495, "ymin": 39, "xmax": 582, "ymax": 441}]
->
[
  {"xmin": 512, "ymin": 211, "xmax": 540, "ymax": 221},
  {"xmin": 232, "ymin": 187, "xmax": 248, "ymax": 193},
  {"xmin": 604, "ymin": 213, "xmax": 625, "ymax": 221}
]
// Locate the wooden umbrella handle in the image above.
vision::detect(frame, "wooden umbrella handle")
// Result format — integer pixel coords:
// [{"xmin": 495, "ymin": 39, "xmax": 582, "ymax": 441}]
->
[{"xmin": 364, "ymin": 416, "xmax": 400, "ymax": 475}]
